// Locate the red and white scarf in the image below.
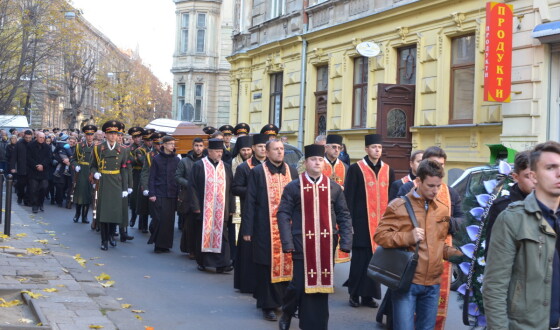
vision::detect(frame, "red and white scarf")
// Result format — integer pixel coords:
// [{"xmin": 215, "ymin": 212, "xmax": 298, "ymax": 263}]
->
[
  {"xmin": 301, "ymin": 173, "xmax": 334, "ymax": 293},
  {"xmin": 201, "ymin": 157, "xmax": 227, "ymax": 253}
]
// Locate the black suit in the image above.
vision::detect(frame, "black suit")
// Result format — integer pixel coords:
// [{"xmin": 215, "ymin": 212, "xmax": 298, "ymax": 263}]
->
[{"xmin": 26, "ymin": 141, "xmax": 52, "ymax": 208}]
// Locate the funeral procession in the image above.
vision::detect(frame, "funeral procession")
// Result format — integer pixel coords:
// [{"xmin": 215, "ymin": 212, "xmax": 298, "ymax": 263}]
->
[{"xmin": 2, "ymin": 0, "xmax": 560, "ymax": 329}]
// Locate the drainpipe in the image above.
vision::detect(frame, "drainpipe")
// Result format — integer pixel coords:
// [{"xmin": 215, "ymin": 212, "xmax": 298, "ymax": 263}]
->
[
  {"xmin": 546, "ymin": 46, "xmax": 553, "ymax": 140},
  {"xmin": 297, "ymin": 0, "xmax": 309, "ymax": 151}
]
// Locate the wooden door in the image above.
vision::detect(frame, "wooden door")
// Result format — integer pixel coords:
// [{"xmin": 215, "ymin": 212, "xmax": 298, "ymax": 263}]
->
[{"xmin": 377, "ymin": 84, "xmax": 415, "ymax": 179}]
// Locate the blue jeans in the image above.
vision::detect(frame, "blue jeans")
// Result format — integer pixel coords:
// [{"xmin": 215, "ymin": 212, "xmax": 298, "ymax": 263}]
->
[{"xmin": 392, "ymin": 283, "xmax": 440, "ymax": 330}]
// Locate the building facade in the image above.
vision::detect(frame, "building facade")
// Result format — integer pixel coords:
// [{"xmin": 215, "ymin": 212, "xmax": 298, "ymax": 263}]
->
[
  {"xmin": 228, "ymin": 0, "xmax": 560, "ymax": 174},
  {"xmin": 172, "ymin": 0, "xmax": 233, "ymax": 128}
]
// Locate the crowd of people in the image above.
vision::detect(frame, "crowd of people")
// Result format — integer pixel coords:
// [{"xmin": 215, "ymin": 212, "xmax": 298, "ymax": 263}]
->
[{"xmin": 6, "ymin": 120, "xmax": 560, "ymax": 330}]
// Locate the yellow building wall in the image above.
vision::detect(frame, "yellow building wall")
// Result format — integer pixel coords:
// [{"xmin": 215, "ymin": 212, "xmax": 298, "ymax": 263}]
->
[{"xmin": 228, "ymin": 0, "xmax": 533, "ymax": 170}]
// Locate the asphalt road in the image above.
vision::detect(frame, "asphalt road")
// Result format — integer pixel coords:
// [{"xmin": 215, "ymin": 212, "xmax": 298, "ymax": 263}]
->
[{"xmin": 20, "ymin": 200, "xmax": 471, "ymax": 330}]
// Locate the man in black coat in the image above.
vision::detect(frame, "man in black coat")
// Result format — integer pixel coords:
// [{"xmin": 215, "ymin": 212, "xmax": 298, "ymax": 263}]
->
[
  {"xmin": 26, "ymin": 132, "xmax": 52, "ymax": 213},
  {"xmin": 242, "ymin": 139, "xmax": 298, "ymax": 322},
  {"xmin": 11, "ymin": 130, "xmax": 33, "ymax": 205},
  {"xmin": 232, "ymin": 133, "xmax": 268, "ymax": 294},
  {"xmin": 176, "ymin": 137, "xmax": 206, "ymax": 258},
  {"xmin": 277, "ymin": 144, "xmax": 353, "ymax": 330},
  {"xmin": 147, "ymin": 136, "xmax": 181, "ymax": 253}
]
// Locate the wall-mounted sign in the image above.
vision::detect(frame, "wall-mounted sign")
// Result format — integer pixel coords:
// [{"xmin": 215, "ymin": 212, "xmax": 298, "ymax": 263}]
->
[
  {"xmin": 253, "ymin": 92, "xmax": 262, "ymax": 100},
  {"xmin": 484, "ymin": 2, "xmax": 513, "ymax": 102},
  {"xmin": 356, "ymin": 42, "xmax": 381, "ymax": 57}
]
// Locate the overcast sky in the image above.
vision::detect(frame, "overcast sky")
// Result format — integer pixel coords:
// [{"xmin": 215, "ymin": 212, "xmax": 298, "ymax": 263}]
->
[{"xmin": 71, "ymin": 0, "xmax": 176, "ymax": 86}]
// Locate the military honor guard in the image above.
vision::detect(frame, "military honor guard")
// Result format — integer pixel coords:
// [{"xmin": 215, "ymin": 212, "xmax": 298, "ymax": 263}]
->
[
  {"xmin": 231, "ymin": 122, "xmax": 250, "ymax": 157},
  {"xmin": 147, "ymin": 136, "xmax": 180, "ymax": 253},
  {"xmin": 260, "ymin": 124, "xmax": 279, "ymax": 140},
  {"xmin": 323, "ymin": 134, "xmax": 351, "ymax": 264},
  {"xmin": 191, "ymin": 139, "xmax": 236, "ymax": 272},
  {"xmin": 117, "ymin": 124, "xmax": 134, "ymax": 242},
  {"xmin": 90, "ymin": 121, "xmax": 130, "ymax": 251},
  {"xmin": 344, "ymin": 134, "xmax": 394, "ymax": 308},
  {"xmin": 219, "ymin": 125, "xmax": 235, "ymax": 165},
  {"xmin": 133, "ymin": 128, "xmax": 155, "ymax": 233},
  {"xmin": 232, "ymin": 133, "xmax": 268, "ymax": 293},
  {"xmin": 140, "ymin": 132, "xmax": 165, "ymax": 233},
  {"xmin": 242, "ymin": 139, "xmax": 298, "ymax": 321},
  {"xmin": 127, "ymin": 126, "xmax": 145, "ymax": 227},
  {"xmin": 277, "ymin": 144, "xmax": 353, "ymax": 330},
  {"xmin": 70, "ymin": 124, "xmax": 97, "ymax": 223}
]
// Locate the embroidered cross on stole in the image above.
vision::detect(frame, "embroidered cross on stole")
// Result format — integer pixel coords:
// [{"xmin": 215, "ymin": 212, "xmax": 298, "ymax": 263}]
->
[
  {"xmin": 201, "ymin": 157, "xmax": 227, "ymax": 253},
  {"xmin": 301, "ymin": 173, "xmax": 334, "ymax": 294},
  {"xmin": 263, "ymin": 163, "xmax": 293, "ymax": 283},
  {"xmin": 357, "ymin": 159, "xmax": 389, "ymax": 253}
]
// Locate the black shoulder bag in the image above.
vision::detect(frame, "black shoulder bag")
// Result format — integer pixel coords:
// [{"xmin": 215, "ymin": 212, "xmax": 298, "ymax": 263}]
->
[{"xmin": 367, "ymin": 195, "xmax": 420, "ymax": 293}]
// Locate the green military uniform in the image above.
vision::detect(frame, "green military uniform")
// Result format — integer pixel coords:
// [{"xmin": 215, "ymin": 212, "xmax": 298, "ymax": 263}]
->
[
  {"xmin": 70, "ymin": 124, "xmax": 97, "ymax": 224},
  {"xmin": 139, "ymin": 132, "xmax": 165, "ymax": 233},
  {"xmin": 90, "ymin": 120, "xmax": 129, "ymax": 250},
  {"xmin": 127, "ymin": 127, "xmax": 145, "ymax": 227}
]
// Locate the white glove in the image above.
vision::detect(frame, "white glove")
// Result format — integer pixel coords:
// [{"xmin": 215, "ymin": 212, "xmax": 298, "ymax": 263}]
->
[
  {"xmin": 122, "ymin": 191, "xmax": 128, "ymax": 198},
  {"xmin": 143, "ymin": 190, "xmax": 149, "ymax": 196},
  {"xmin": 75, "ymin": 166, "xmax": 81, "ymax": 172},
  {"xmin": 92, "ymin": 184, "xmax": 96, "ymax": 189},
  {"xmin": 127, "ymin": 188, "xmax": 133, "ymax": 194},
  {"xmin": 94, "ymin": 172, "xmax": 101, "ymax": 180}
]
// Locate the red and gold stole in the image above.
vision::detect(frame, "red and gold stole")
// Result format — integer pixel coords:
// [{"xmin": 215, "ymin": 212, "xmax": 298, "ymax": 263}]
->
[
  {"xmin": 301, "ymin": 173, "xmax": 334, "ymax": 293},
  {"xmin": 263, "ymin": 162, "xmax": 293, "ymax": 283},
  {"xmin": 357, "ymin": 159, "xmax": 389, "ymax": 253},
  {"xmin": 201, "ymin": 157, "xmax": 227, "ymax": 253},
  {"xmin": 323, "ymin": 157, "xmax": 346, "ymax": 186},
  {"xmin": 435, "ymin": 184, "xmax": 452, "ymax": 330},
  {"xmin": 323, "ymin": 158, "xmax": 350, "ymax": 264},
  {"xmin": 247, "ymin": 158, "xmax": 258, "ymax": 170}
]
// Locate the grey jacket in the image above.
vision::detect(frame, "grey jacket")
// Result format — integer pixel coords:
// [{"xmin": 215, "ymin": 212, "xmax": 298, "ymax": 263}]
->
[{"xmin": 483, "ymin": 191, "xmax": 557, "ymax": 330}]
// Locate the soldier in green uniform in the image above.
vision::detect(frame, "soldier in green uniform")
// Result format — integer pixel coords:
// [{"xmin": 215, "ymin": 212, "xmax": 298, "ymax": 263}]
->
[
  {"xmin": 139, "ymin": 132, "xmax": 166, "ymax": 234},
  {"xmin": 133, "ymin": 128, "xmax": 155, "ymax": 232},
  {"xmin": 127, "ymin": 127, "xmax": 145, "ymax": 227},
  {"xmin": 117, "ymin": 123, "xmax": 134, "ymax": 242},
  {"xmin": 90, "ymin": 120, "xmax": 130, "ymax": 251},
  {"xmin": 70, "ymin": 124, "xmax": 97, "ymax": 224}
]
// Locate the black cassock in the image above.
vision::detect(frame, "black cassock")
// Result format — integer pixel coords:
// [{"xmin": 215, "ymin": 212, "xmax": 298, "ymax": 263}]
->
[
  {"xmin": 191, "ymin": 157, "xmax": 236, "ymax": 268},
  {"xmin": 277, "ymin": 177, "xmax": 353, "ymax": 330},
  {"xmin": 242, "ymin": 161, "xmax": 298, "ymax": 309},
  {"xmin": 232, "ymin": 157, "xmax": 262, "ymax": 293},
  {"xmin": 343, "ymin": 156, "xmax": 394, "ymax": 300}
]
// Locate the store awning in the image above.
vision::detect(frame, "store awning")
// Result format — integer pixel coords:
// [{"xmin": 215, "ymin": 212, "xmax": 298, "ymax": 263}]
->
[{"xmin": 533, "ymin": 21, "xmax": 560, "ymax": 43}]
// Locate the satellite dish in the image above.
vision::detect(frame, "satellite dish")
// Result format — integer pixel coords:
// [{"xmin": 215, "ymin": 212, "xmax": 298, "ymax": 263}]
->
[
  {"xmin": 182, "ymin": 103, "xmax": 194, "ymax": 121},
  {"xmin": 356, "ymin": 41, "xmax": 381, "ymax": 57}
]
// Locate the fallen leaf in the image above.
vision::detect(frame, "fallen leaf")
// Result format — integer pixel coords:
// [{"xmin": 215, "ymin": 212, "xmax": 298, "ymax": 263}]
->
[
  {"xmin": 36, "ymin": 323, "xmax": 42, "ymax": 326},
  {"xmin": 0, "ymin": 298, "xmax": 22, "ymax": 307},
  {"xmin": 17, "ymin": 278, "xmax": 28, "ymax": 282},
  {"xmin": 95, "ymin": 263, "xmax": 105, "ymax": 266},
  {"xmin": 135, "ymin": 315, "xmax": 143, "ymax": 320},
  {"xmin": 73, "ymin": 254, "xmax": 87, "ymax": 268},
  {"xmin": 0, "ymin": 245, "xmax": 14, "ymax": 249},
  {"xmin": 34, "ymin": 239, "xmax": 48, "ymax": 244},
  {"xmin": 21, "ymin": 291, "xmax": 44, "ymax": 299},
  {"xmin": 42, "ymin": 288, "xmax": 58, "ymax": 293},
  {"xmin": 131, "ymin": 310, "xmax": 145, "ymax": 313},
  {"xmin": 88, "ymin": 325, "xmax": 104, "ymax": 329},
  {"xmin": 121, "ymin": 303, "xmax": 131, "ymax": 309},
  {"xmin": 26, "ymin": 248, "xmax": 44, "ymax": 255},
  {"xmin": 100, "ymin": 281, "xmax": 114, "ymax": 288},
  {"xmin": 16, "ymin": 254, "xmax": 23, "ymax": 257},
  {"xmin": 16, "ymin": 233, "xmax": 27, "ymax": 237},
  {"xmin": 0, "ymin": 234, "xmax": 9, "ymax": 239},
  {"xmin": 95, "ymin": 273, "xmax": 111, "ymax": 281}
]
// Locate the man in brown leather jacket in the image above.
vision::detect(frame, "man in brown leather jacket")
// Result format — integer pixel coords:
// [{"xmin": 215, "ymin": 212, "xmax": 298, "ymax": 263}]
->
[{"xmin": 374, "ymin": 159, "xmax": 462, "ymax": 330}]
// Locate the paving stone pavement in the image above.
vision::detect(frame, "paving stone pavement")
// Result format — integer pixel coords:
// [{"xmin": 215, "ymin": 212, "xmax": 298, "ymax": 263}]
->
[{"xmin": 0, "ymin": 203, "xmax": 119, "ymax": 330}]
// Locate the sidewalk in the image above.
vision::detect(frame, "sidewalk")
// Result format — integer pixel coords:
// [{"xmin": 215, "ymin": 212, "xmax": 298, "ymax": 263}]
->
[{"xmin": 0, "ymin": 202, "xmax": 119, "ymax": 330}]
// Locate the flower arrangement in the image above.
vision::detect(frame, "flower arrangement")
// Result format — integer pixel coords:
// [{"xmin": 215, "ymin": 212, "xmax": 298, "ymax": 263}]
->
[{"xmin": 454, "ymin": 161, "xmax": 514, "ymax": 327}]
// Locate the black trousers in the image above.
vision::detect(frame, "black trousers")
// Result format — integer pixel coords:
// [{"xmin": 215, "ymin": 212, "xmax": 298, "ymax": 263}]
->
[
  {"xmin": 28, "ymin": 178, "xmax": 48, "ymax": 207},
  {"xmin": 100, "ymin": 223, "xmax": 117, "ymax": 242},
  {"xmin": 16, "ymin": 174, "xmax": 28, "ymax": 202},
  {"xmin": 283, "ymin": 259, "xmax": 329, "ymax": 330},
  {"xmin": 255, "ymin": 263, "xmax": 288, "ymax": 309},
  {"xmin": 55, "ymin": 176, "xmax": 71, "ymax": 206}
]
